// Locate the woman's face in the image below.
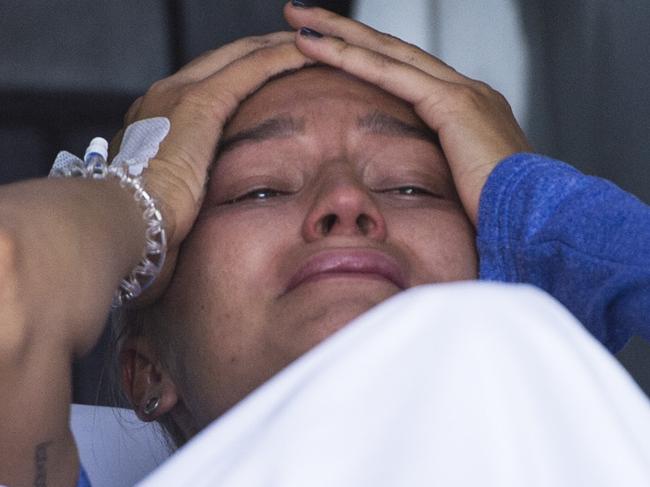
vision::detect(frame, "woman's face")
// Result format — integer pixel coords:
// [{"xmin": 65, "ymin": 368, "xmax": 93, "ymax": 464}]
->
[{"xmin": 159, "ymin": 67, "xmax": 477, "ymax": 430}]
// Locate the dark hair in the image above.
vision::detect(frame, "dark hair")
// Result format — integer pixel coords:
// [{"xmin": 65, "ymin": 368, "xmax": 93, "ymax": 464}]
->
[{"xmin": 110, "ymin": 306, "xmax": 187, "ymax": 451}]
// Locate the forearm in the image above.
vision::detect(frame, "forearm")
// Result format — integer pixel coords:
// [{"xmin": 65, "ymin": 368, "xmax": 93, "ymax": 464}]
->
[
  {"xmin": 0, "ymin": 176, "xmax": 146, "ymax": 485},
  {"xmin": 0, "ymin": 176, "xmax": 145, "ymax": 355},
  {"xmin": 477, "ymin": 153, "xmax": 650, "ymax": 351}
]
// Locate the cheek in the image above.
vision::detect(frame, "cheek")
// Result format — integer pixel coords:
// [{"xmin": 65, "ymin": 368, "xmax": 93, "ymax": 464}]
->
[
  {"xmin": 172, "ymin": 208, "xmax": 297, "ymax": 314},
  {"xmin": 389, "ymin": 207, "xmax": 478, "ymax": 284},
  {"xmin": 160, "ymin": 207, "xmax": 302, "ymax": 420}
]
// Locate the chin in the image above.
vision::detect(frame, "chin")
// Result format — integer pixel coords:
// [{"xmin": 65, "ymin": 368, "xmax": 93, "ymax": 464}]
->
[{"xmin": 289, "ymin": 289, "xmax": 400, "ymax": 351}]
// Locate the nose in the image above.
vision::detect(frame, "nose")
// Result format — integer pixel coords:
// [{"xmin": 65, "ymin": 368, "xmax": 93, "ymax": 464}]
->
[{"xmin": 302, "ymin": 176, "xmax": 387, "ymax": 242}]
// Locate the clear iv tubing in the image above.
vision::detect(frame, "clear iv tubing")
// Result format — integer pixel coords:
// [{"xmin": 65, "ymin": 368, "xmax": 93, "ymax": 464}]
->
[{"xmin": 84, "ymin": 137, "xmax": 109, "ymax": 178}]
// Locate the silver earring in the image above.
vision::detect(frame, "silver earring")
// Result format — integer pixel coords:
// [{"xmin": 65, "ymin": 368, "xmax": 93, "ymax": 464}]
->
[{"xmin": 143, "ymin": 397, "xmax": 160, "ymax": 415}]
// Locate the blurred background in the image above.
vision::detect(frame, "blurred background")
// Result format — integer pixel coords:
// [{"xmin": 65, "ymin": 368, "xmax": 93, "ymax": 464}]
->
[{"xmin": 0, "ymin": 0, "xmax": 648, "ymax": 404}]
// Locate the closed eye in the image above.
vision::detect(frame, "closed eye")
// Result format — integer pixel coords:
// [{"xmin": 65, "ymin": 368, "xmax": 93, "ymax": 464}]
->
[
  {"xmin": 225, "ymin": 188, "xmax": 288, "ymax": 205},
  {"xmin": 380, "ymin": 186, "xmax": 443, "ymax": 199}
]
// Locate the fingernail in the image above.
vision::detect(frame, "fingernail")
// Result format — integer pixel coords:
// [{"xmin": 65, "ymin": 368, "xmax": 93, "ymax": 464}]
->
[
  {"xmin": 292, "ymin": 0, "xmax": 314, "ymax": 7},
  {"xmin": 299, "ymin": 27, "xmax": 323, "ymax": 39}
]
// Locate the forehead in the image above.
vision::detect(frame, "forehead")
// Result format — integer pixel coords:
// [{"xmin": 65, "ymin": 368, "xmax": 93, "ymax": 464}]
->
[{"xmin": 223, "ymin": 66, "xmax": 427, "ymax": 136}]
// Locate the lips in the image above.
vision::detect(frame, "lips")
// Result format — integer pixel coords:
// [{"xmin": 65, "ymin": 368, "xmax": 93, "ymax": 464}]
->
[{"xmin": 285, "ymin": 249, "xmax": 407, "ymax": 293}]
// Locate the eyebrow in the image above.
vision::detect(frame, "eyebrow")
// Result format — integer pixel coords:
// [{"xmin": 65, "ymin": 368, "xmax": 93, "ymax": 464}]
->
[
  {"xmin": 217, "ymin": 110, "xmax": 439, "ymax": 154},
  {"xmin": 357, "ymin": 111, "xmax": 438, "ymax": 144},
  {"xmin": 218, "ymin": 116, "xmax": 305, "ymax": 153}
]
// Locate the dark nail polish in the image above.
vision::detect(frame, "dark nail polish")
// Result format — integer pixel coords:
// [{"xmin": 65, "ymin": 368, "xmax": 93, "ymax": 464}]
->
[
  {"xmin": 299, "ymin": 27, "xmax": 323, "ymax": 39},
  {"xmin": 291, "ymin": 0, "xmax": 323, "ymax": 8}
]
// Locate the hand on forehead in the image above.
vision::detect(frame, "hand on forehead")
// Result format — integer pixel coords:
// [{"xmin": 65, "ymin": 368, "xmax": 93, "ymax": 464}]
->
[
  {"xmin": 283, "ymin": 1, "xmax": 531, "ymax": 225},
  {"xmin": 116, "ymin": 1, "xmax": 528, "ymax": 306},
  {"xmin": 207, "ymin": 65, "xmax": 459, "ymax": 212}
]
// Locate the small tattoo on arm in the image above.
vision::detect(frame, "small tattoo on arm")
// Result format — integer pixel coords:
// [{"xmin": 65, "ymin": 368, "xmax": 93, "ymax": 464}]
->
[{"xmin": 33, "ymin": 441, "xmax": 52, "ymax": 487}]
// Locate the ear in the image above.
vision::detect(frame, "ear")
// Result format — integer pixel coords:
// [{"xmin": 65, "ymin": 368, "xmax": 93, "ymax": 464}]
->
[{"xmin": 120, "ymin": 336, "xmax": 179, "ymax": 422}]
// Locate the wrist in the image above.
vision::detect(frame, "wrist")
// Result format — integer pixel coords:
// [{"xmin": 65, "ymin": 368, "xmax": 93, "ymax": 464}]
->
[{"xmin": 51, "ymin": 132, "xmax": 169, "ymax": 307}]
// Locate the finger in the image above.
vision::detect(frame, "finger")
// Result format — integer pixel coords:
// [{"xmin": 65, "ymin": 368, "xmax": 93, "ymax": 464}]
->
[
  {"xmin": 293, "ymin": 33, "xmax": 451, "ymax": 129},
  {"xmin": 154, "ymin": 42, "xmax": 313, "ymax": 185},
  {"xmin": 284, "ymin": 2, "xmax": 467, "ymax": 84},
  {"xmin": 195, "ymin": 42, "xmax": 313, "ymax": 126},
  {"xmin": 169, "ymin": 31, "xmax": 297, "ymax": 84},
  {"xmin": 143, "ymin": 42, "xmax": 313, "ymax": 245},
  {"xmin": 293, "ymin": 34, "xmax": 530, "ymax": 152}
]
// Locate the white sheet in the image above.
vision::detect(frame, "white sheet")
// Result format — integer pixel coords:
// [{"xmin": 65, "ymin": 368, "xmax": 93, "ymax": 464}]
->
[{"xmin": 137, "ymin": 282, "xmax": 650, "ymax": 486}]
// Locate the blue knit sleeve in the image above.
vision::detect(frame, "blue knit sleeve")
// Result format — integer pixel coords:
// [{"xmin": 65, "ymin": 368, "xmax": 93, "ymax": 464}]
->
[
  {"xmin": 77, "ymin": 465, "xmax": 92, "ymax": 487},
  {"xmin": 477, "ymin": 153, "xmax": 650, "ymax": 352}
]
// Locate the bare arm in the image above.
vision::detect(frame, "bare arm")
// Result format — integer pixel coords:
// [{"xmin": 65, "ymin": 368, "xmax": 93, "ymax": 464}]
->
[
  {"xmin": 0, "ymin": 33, "xmax": 311, "ymax": 486},
  {"xmin": 0, "ymin": 178, "xmax": 144, "ymax": 487}
]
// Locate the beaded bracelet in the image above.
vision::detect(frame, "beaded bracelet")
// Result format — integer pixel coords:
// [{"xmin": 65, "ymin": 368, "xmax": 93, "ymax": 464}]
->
[
  {"xmin": 107, "ymin": 164, "xmax": 166, "ymax": 307},
  {"xmin": 50, "ymin": 136, "xmax": 167, "ymax": 307}
]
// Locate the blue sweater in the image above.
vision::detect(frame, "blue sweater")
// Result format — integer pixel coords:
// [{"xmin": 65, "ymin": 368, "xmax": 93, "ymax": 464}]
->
[
  {"xmin": 478, "ymin": 153, "xmax": 650, "ymax": 353},
  {"xmin": 76, "ymin": 153, "xmax": 649, "ymax": 486}
]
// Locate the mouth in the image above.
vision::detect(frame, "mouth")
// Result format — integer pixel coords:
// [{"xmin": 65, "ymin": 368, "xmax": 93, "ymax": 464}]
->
[{"xmin": 285, "ymin": 249, "xmax": 407, "ymax": 293}]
